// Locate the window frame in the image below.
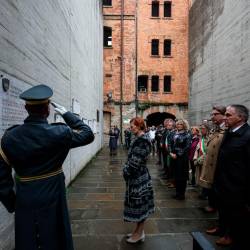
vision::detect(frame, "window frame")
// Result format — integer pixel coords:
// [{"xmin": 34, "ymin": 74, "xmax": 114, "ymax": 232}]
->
[
  {"xmin": 164, "ymin": 75, "xmax": 172, "ymax": 92},
  {"xmin": 151, "ymin": 39, "xmax": 159, "ymax": 56},
  {"xmin": 164, "ymin": 39, "xmax": 172, "ymax": 56},
  {"xmin": 164, "ymin": 1, "xmax": 172, "ymax": 18},
  {"xmin": 151, "ymin": 75, "xmax": 159, "ymax": 92},
  {"xmin": 151, "ymin": 1, "xmax": 160, "ymax": 17},
  {"xmin": 104, "ymin": 26, "xmax": 112, "ymax": 48},
  {"xmin": 103, "ymin": 0, "xmax": 112, "ymax": 6},
  {"xmin": 138, "ymin": 75, "xmax": 148, "ymax": 92}
]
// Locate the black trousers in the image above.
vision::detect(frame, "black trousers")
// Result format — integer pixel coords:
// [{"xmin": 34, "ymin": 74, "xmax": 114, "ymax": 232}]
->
[
  {"xmin": 208, "ymin": 188, "xmax": 217, "ymax": 209},
  {"xmin": 175, "ymin": 180, "xmax": 187, "ymax": 197},
  {"xmin": 189, "ymin": 160, "xmax": 196, "ymax": 185},
  {"xmin": 218, "ymin": 200, "xmax": 250, "ymax": 249},
  {"xmin": 230, "ymin": 209, "xmax": 250, "ymax": 250}
]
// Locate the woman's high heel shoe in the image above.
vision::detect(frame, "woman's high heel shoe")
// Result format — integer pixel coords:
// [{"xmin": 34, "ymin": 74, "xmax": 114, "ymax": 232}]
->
[
  {"xmin": 126, "ymin": 230, "xmax": 144, "ymax": 238},
  {"xmin": 126, "ymin": 232, "xmax": 145, "ymax": 243}
]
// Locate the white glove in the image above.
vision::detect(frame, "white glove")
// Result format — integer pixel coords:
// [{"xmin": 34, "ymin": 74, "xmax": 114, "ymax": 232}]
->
[{"xmin": 51, "ymin": 102, "xmax": 67, "ymax": 115}]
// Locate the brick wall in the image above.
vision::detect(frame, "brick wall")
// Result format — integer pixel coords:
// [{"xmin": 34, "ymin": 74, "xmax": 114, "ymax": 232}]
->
[
  {"xmin": 137, "ymin": 0, "xmax": 189, "ymax": 105},
  {"xmin": 103, "ymin": 0, "xmax": 189, "ymax": 138}
]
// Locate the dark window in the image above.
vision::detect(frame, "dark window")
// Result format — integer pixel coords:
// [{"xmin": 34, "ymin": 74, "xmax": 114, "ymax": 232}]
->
[
  {"xmin": 103, "ymin": 0, "xmax": 112, "ymax": 6},
  {"xmin": 151, "ymin": 39, "xmax": 159, "ymax": 55},
  {"xmin": 138, "ymin": 75, "xmax": 148, "ymax": 92},
  {"xmin": 104, "ymin": 26, "xmax": 112, "ymax": 47},
  {"xmin": 164, "ymin": 39, "xmax": 171, "ymax": 56},
  {"xmin": 151, "ymin": 1, "xmax": 159, "ymax": 17},
  {"xmin": 151, "ymin": 76, "xmax": 159, "ymax": 92},
  {"xmin": 164, "ymin": 1, "xmax": 172, "ymax": 17},
  {"xmin": 164, "ymin": 75, "xmax": 171, "ymax": 92}
]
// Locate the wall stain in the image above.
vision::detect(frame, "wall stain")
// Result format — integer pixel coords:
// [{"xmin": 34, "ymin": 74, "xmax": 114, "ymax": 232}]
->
[
  {"xmin": 2, "ymin": 37, "xmax": 33, "ymax": 61},
  {"xmin": 189, "ymin": 0, "xmax": 225, "ymax": 75},
  {"xmin": 0, "ymin": 22, "xmax": 11, "ymax": 33},
  {"xmin": 7, "ymin": 0, "xmax": 19, "ymax": 13}
]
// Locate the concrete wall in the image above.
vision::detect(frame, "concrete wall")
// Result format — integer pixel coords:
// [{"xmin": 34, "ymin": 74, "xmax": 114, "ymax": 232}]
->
[
  {"xmin": 0, "ymin": 0, "xmax": 103, "ymax": 249},
  {"xmin": 189, "ymin": 0, "xmax": 250, "ymax": 125}
]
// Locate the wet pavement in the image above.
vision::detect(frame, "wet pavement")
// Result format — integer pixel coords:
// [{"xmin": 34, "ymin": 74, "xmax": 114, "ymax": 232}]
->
[{"xmin": 67, "ymin": 147, "xmax": 228, "ymax": 250}]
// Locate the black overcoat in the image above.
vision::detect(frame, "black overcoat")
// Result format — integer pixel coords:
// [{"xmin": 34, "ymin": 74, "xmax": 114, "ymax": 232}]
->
[
  {"xmin": 0, "ymin": 112, "xmax": 94, "ymax": 250},
  {"xmin": 214, "ymin": 123, "xmax": 250, "ymax": 249},
  {"xmin": 214, "ymin": 123, "xmax": 250, "ymax": 206},
  {"xmin": 170, "ymin": 131, "xmax": 192, "ymax": 180},
  {"xmin": 108, "ymin": 129, "xmax": 118, "ymax": 150}
]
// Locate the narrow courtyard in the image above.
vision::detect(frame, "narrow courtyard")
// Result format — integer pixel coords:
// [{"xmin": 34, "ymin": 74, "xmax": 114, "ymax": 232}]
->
[{"xmin": 67, "ymin": 147, "xmax": 224, "ymax": 250}]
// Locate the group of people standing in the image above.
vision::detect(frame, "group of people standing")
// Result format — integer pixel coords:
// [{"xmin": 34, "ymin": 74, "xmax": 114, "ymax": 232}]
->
[
  {"xmin": 188, "ymin": 105, "xmax": 250, "ymax": 249},
  {"xmin": 125, "ymin": 104, "xmax": 249, "ymax": 249},
  {"xmin": 1, "ymin": 83, "xmax": 248, "ymax": 250}
]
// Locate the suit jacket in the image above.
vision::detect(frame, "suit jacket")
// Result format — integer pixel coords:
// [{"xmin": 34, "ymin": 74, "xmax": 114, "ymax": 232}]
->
[{"xmin": 214, "ymin": 123, "xmax": 250, "ymax": 206}]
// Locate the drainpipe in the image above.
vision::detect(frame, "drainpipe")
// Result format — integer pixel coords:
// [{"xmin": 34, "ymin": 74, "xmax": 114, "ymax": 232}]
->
[
  {"xmin": 135, "ymin": 0, "xmax": 138, "ymax": 116},
  {"xmin": 120, "ymin": 0, "xmax": 124, "ymax": 144}
]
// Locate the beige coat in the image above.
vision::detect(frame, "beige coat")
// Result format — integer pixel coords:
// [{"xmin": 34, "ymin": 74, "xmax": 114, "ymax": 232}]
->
[
  {"xmin": 199, "ymin": 127, "xmax": 225, "ymax": 189},
  {"xmin": 193, "ymin": 136, "xmax": 208, "ymax": 185}
]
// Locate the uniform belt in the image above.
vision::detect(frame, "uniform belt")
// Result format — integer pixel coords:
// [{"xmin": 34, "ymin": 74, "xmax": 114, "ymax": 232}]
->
[{"xmin": 16, "ymin": 168, "xmax": 63, "ymax": 182}]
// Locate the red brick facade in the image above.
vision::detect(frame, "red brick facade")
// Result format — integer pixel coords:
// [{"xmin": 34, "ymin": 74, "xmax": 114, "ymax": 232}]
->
[{"xmin": 103, "ymin": 0, "xmax": 189, "ymax": 138}]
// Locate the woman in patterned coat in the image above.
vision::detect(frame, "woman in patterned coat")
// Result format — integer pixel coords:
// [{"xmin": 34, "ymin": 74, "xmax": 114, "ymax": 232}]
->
[{"xmin": 123, "ymin": 117, "xmax": 155, "ymax": 243}]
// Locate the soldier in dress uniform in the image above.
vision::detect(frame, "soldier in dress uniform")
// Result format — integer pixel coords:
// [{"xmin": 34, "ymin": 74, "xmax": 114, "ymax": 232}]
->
[{"xmin": 0, "ymin": 84, "xmax": 94, "ymax": 250}]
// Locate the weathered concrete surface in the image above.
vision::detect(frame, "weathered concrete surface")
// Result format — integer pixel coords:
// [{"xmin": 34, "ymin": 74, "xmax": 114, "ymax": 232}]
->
[
  {"xmin": 68, "ymin": 147, "xmax": 228, "ymax": 250},
  {"xmin": 0, "ymin": 1, "xmax": 103, "ymax": 248},
  {"xmin": 189, "ymin": 0, "xmax": 250, "ymax": 125}
]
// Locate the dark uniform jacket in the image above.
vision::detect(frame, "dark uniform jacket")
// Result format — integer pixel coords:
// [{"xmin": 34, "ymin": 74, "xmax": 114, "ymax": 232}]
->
[{"xmin": 0, "ymin": 112, "xmax": 94, "ymax": 250}]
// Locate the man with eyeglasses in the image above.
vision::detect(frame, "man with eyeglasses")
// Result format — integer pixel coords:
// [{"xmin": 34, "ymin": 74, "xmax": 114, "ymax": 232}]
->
[
  {"xmin": 199, "ymin": 106, "xmax": 233, "ymax": 246},
  {"xmin": 213, "ymin": 104, "xmax": 250, "ymax": 249}
]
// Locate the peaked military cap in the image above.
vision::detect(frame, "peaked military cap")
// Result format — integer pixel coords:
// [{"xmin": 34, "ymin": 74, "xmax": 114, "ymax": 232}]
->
[{"xmin": 20, "ymin": 84, "xmax": 53, "ymax": 105}]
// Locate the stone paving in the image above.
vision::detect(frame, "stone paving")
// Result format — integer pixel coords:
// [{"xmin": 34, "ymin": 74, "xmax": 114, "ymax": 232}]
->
[{"xmin": 67, "ymin": 147, "xmax": 227, "ymax": 250}]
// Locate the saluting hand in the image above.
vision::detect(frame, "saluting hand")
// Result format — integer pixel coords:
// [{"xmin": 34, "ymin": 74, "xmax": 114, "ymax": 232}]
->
[{"xmin": 51, "ymin": 102, "xmax": 67, "ymax": 115}]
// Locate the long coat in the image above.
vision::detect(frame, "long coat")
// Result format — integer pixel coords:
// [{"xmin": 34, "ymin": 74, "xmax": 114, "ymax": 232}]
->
[
  {"xmin": 0, "ymin": 112, "xmax": 94, "ymax": 250},
  {"xmin": 123, "ymin": 134, "xmax": 154, "ymax": 222},
  {"xmin": 109, "ymin": 129, "xmax": 118, "ymax": 150},
  {"xmin": 213, "ymin": 123, "xmax": 250, "ymax": 248},
  {"xmin": 214, "ymin": 123, "xmax": 250, "ymax": 206},
  {"xmin": 199, "ymin": 126, "xmax": 225, "ymax": 188},
  {"xmin": 170, "ymin": 131, "xmax": 192, "ymax": 181}
]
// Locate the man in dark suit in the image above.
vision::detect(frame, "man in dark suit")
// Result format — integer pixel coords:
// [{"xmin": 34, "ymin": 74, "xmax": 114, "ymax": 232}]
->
[
  {"xmin": 214, "ymin": 104, "xmax": 250, "ymax": 249},
  {"xmin": 0, "ymin": 84, "xmax": 94, "ymax": 250}
]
